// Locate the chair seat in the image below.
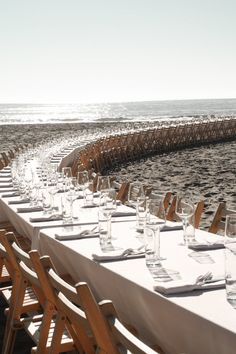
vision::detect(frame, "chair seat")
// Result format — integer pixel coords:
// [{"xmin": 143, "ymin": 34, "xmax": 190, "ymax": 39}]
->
[{"xmin": 22, "ymin": 315, "xmax": 74, "ymax": 353}]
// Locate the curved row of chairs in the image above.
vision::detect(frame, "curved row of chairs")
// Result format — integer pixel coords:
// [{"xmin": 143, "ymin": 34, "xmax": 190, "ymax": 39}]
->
[{"xmin": 71, "ymin": 118, "xmax": 236, "ymax": 174}]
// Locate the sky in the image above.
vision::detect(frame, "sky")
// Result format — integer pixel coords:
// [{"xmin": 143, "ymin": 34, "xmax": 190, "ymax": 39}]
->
[{"xmin": 0, "ymin": 0, "xmax": 236, "ymax": 104}]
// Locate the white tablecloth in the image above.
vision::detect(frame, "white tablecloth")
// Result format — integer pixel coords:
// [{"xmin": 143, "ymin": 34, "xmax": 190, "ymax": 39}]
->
[{"xmin": 38, "ymin": 222, "xmax": 236, "ymax": 354}]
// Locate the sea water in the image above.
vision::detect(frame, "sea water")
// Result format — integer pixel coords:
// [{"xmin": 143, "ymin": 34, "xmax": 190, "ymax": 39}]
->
[{"xmin": 0, "ymin": 98, "xmax": 236, "ymax": 124}]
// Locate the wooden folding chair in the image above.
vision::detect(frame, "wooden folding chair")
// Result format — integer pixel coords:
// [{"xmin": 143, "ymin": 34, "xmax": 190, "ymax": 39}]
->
[
  {"xmin": 0, "ymin": 231, "xmax": 40, "ymax": 354},
  {"xmin": 29, "ymin": 250, "xmax": 96, "ymax": 353},
  {"xmin": 209, "ymin": 202, "xmax": 236, "ymax": 234},
  {"xmin": 14, "ymin": 248, "xmax": 76, "ymax": 353},
  {"xmin": 77, "ymin": 281, "xmax": 163, "ymax": 354}
]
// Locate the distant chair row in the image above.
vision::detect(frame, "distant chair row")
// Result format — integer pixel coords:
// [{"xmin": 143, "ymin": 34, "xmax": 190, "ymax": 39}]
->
[{"xmin": 71, "ymin": 118, "xmax": 236, "ymax": 175}]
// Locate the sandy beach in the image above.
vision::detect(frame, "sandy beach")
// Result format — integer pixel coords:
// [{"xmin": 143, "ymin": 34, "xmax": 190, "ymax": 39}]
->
[{"xmin": 0, "ymin": 122, "xmax": 235, "ymax": 230}]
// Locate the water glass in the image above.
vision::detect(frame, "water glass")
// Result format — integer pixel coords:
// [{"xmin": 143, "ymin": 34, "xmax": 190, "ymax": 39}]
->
[
  {"xmin": 145, "ymin": 227, "xmax": 161, "ymax": 269},
  {"xmin": 128, "ymin": 182, "xmax": 145, "ymax": 230},
  {"xmin": 98, "ymin": 207, "xmax": 112, "ymax": 252},
  {"xmin": 136, "ymin": 196, "xmax": 148, "ymax": 232},
  {"xmin": 225, "ymin": 214, "xmax": 236, "ymax": 307},
  {"xmin": 41, "ymin": 188, "xmax": 52, "ymax": 214},
  {"xmin": 84, "ymin": 181, "xmax": 94, "ymax": 206},
  {"xmin": 61, "ymin": 195, "xmax": 73, "ymax": 224},
  {"xmin": 175, "ymin": 193, "xmax": 195, "ymax": 245},
  {"xmin": 146, "ymin": 193, "xmax": 166, "ymax": 260}
]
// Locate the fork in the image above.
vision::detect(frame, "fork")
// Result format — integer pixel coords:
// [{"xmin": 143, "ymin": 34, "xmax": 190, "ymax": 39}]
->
[
  {"xmin": 121, "ymin": 244, "xmax": 145, "ymax": 257},
  {"xmin": 195, "ymin": 271, "xmax": 213, "ymax": 285}
]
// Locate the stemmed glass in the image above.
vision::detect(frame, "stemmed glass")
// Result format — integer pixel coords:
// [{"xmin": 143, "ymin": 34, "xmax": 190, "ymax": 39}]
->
[
  {"xmin": 77, "ymin": 171, "xmax": 89, "ymax": 193},
  {"xmin": 128, "ymin": 182, "xmax": 145, "ymax": 230},
  {"xmin": 175, "ymin": 193, "xmax": 195, "ymax": 245},
  {"xmin": 66, "ymin": 177, "xmax": 80, "ymax": 219},
  {"xmin": 145, "ymin": 193, "xmax": 166, "ymax": 263},
  {"xmin": 99, "ymin": 188, "xmax": 117, "ymax": 251},
  {"xmin": 96, "ymin": 176, "xmax": 111, "ymax": 193},
  {"xmin": 62, "ymin": 167, "xmax": 72, "ymax": 178}
]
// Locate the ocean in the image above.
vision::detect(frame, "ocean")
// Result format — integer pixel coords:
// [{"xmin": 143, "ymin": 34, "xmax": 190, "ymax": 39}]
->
[{"xmin": 1, "ymin": 98, "xmax": 236, "ymax": 124}]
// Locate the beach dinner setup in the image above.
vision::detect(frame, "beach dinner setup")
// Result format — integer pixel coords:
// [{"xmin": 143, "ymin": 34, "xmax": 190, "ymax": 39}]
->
[{"xmin": 0, "ymin": 116, "xmax": 236, "ymax": 354}]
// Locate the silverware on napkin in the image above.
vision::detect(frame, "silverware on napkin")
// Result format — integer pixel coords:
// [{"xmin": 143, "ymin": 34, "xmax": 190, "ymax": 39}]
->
[
  {"xmin": 55, "ymin": 227, "xmax": 99, "ymax": 240},
  {"xmin": 2, "ymin": 192, "xmax": 20, "ymax": 198},
  {"xmin": 29, "ymin": 215, "xmax": 63, "ymax": 222},
  {"xmin": 8, "ymin": 198, "xmax": 30, "ymax": 204},
  {"xmin": 112, "ymin": 211, "xmax": 136, "ymax": 217},
  {"xmin": 17, "ymin": 206, "xmax": 43, "ymax": 213},
  {"xmin": 0, "ymin": 184, "xmax": 13, "ymax": 188},
  {"xmin": 161, "ymin": 224, "xmax": 183, "ymax": 232},
  {"xmin": 92, "ymin": 246, "xmax": 145, "ymax": 262},
  {"xmin": 188, "ymin": 241, "xmax": 225, "ymax": 251},
  {"xmin": 154, "ymin": 272, "xmax": 225, "ymax": 295}
]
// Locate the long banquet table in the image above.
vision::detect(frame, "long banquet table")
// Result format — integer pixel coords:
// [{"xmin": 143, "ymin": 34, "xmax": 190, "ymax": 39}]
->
[
  {"xmin": 1, "ymin": 153, "xmax": 236, "ymax": 354},
  {"xmin": 37, "ymin": 223, "xmax": 236, "ymax": 354}
]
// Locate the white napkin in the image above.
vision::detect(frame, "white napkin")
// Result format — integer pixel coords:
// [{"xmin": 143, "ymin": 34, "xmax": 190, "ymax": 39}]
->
[
  {"xmin": 81, "ymin": 203, "xmax": 98, "ymax": 208},
  {"xmin": 0, "ymin": 188, "xmax": 18, "ymax": 193},
  {"xmin": 154, "ymin": 276, "xmax": 225, "ymax": 295},
  {"xmin": 2, "ymin": 192, "xmax": 20, "ymax": 198},
  {"xmin": 17, "ymin": 206, "xmax": 43, "ymax": 213},
  {"xmin": 8, "ymin": 198, "xmax": 30, "ymax": 204},
  {"xmin": 112, "ymin": 211, "xmax": 136, "ymax": 217},
  {"xmin": 92, "ymin": 250, "xmax": 145, "ymax": 262},
  {"xmin": 161, "ymin": 223, "xmax": 183, "ymax": 232},
  {"xmin": 55, "ymin": 229, "xmax": 99, "ymax": 240},
  {"xmin": 0, "ymin": 170, "xmax": 11, "ymax": 174},
  {"xmin": 30, "ymin": 215, "xmax": 63, "ymax": 222},
  {"xmin": 188, "ymin": 241, "xmax": 225, "ymax": 251},
  {"xmin": 0, "ymin": 178, "xmax": 12, "ymax": 182},
  {"xmin": 0, "ymin": 184, "xmax": 13, "ymax": 188},
  {"xmin": 0, "ymin": 174, "xmax": 11, "ymax": 178}
]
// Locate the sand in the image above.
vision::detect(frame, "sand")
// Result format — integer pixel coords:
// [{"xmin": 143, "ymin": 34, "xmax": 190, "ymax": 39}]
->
[{"xmin": 0, "ymin": 122, "xmax": 235, "ymax": 230}]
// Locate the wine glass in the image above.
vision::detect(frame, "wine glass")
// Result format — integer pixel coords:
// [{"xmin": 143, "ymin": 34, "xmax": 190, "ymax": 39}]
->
[
  {"xmin": 99, "ymin": 188, "xmax": 117, "ymax": 250},
  {"xmin": 77, "ymin": 171, "xmax": 89, "ymax": 192},
  {"xmin": 128, "ymin": 182, "xmax": 145, "ymax": 230},
  {"xmin": 62, "ymin": 167, "xmax": 72, "ymax": 178},
  {"xmin": 145, "ymin": 193, "xmax": 166, "ymax": 262},
  {"xmin": 96, "ymin": 175, "xmax": 111, "ymax": 193},
  {"xmin": 175, "ymin": 193, "xmax": 195, "ymax": 245}
]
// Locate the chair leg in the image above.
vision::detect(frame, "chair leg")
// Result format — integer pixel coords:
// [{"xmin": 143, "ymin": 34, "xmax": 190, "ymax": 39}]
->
[{"xmin": 2, "ymin": 327, "xmax": 17, "ymax": 354}]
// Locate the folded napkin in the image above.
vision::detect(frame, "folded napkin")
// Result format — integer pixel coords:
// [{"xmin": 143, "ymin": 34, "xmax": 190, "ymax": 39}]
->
[
  {"xmin": 161, "ymin": 223, "xmax": 183, "ymax": 232},
  {"xmin": 0, "ymin": 174, "xmax": 11, "ymax": 178},
  {"xmin": 29, "ymin": 215, "xmax": 63, "ymax": 222},
  {"xmin": 0, "ymin": 184, "xmax": 13, "ymax": 188},
  {"xmin": 0, "ymin": 170, "xmax": 11, "ymax": 174},
  {"xmin": 55, "ymin": 229, "xmax": 99, "ymax": 240},
  {"xmin": 17, "ymin": 206, "xmax": 43, "ymax": 213},
  {"xmin": 188, "ymin": 241, "xmax": 225, "ymax": 251},
  {"xmin": 112, "ymin": 211, "xmax": 136, "ymax": 217},
  {"xmin": 82, "ymin": 203, "xmax": 98, "ymax": 208},
  {"xmin": 92, "ymin": 250, "xmax": 145, "ymax": 262},
  {"xmin": 0, "ymin": 178, "xmax": 12, "ymax": 182},
  {"xmin": 8, "ymin": 198, "xmax": 30, "ymax": 204},
  {"xmin": 154, "ymin": 275, "xmax": 225, "ymax": 295},
  {"xmin": 0, "ymin": 188, "xmax": 18, "ymax": 193},
  {"xmin": 2, "ymin": 192, "xmax": 20, "ymax": 198}
]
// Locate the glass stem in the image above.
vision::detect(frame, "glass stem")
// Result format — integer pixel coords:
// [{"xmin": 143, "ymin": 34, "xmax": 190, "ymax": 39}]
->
[
  {"xmin": 107, "ymin": 214, "xmax": 112, "ymax": 244},
  {"xmin": 154, "ymin": 228, "xmax": 160, "ymax": 259},
  {"xmin": 183, "ymin": 217, "xmax": 188, "ymax": 245}
]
